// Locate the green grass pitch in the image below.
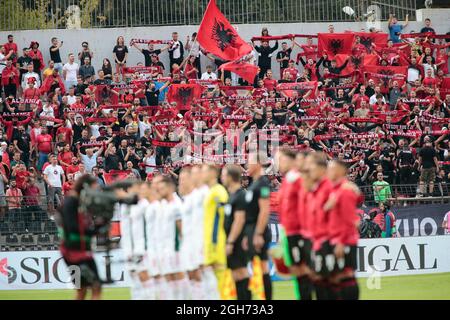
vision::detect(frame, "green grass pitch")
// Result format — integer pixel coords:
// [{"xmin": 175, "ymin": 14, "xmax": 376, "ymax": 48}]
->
[{"xmin": 1, "ymin": 273, "xmax": 449, "ymax": 300}]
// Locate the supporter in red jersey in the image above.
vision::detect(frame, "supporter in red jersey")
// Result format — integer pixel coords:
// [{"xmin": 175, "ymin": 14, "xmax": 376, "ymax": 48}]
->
[
  {"xmin": 62, "ymin": 173, "xmax": 75, "ymax": 195},
  {"xmin": 263, "ymin": 70, "xmax": 278, "ymax": 91},
  {"xmin": 35, "ymin": 126, "xmax": 53, "ymax": 171},
  {"xmin": 325, "ymin": 159, "xmax": 362, "ymax": 300},
  {"xmin": 66, "ymin": 157, "xmax": 80, "ymax": 176}
]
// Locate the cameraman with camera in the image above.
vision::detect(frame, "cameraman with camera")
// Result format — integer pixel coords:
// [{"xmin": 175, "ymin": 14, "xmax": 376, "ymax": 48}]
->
[{"xmin": 59, "ymin": 174, "xmax": 103, "ymax": 300}]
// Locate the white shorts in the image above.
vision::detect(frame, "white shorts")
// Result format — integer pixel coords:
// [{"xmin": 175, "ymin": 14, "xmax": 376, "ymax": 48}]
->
[{"xmin": 161, "ymin": 251, "xmax": 183, "ymax": 275}]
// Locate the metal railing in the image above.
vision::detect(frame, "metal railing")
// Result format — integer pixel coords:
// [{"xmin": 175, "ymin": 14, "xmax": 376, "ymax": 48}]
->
[{"xmin": 0, "ymin": 0, "xmax": 417, "ymax": 31}]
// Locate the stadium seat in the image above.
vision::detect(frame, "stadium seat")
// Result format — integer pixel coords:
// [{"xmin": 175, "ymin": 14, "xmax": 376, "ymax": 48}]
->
[
  {"xmin": 20, "ymin": 234, "xmax": 35, "ymax": 246},
  {"xmin": 37, "ymin": 233, "xmax": 52, "ymax": 246},
  {"xmin": 5, "ymin": 234, "xmax": 19, "ymax": 247},
  {"xmin": 11, "ymin": 222, "xmax": 26, "ymax": 233}
]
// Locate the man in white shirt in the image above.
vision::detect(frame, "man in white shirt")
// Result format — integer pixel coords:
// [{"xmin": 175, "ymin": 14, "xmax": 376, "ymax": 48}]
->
[
  {"xmin": 62, "ymin": 53, "xmax": 79, "ymax": 90},
  {"xmin": 168, "ymin": 32, "xmax": 184, "ymax": 72},
  {"xmin": 200, "ymin": 65, "xmax": 218, "ymax": 81},
  {"xmin": 43, "ymin": 155, "xmax": 65, "ymax": 213},
  {"xmin": 0, "ymin": 45, "xmax": 14, "ymax": 75},
  {"xmin": 21, "ymin": 63, "xmax": 40, "ymax": 89},
  {"xmin": 369, "ymin": 85, "xmax": 386, "ymax": 105},
  {"xmin": 80, "ymin": 146, "xmax": 103, "ymax": 173}
]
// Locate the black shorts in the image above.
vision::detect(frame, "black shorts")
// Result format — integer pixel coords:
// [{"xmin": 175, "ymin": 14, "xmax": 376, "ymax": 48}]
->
[
  {"xmin": 227, "ymin": 234, "xmax": 247, "ymax": 270},
  {"xmin": 244, "ymin": 225, "xmax": 271, "ymax": 262},
  {"xmin": 312, "ymin": 242, "xmax": 358, "ymax": 276},
  {"xmin": 63, "ymin": 258, "xmax": 101, "ymax": 287},
  {"xmin": 287, "ymin": 235, "xmax": 312, "ymax": 266}
]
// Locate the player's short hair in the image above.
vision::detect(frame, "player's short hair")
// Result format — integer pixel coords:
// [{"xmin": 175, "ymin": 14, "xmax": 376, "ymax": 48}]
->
[
  {"xmin": 309, "ymin": 152, "xmax": 328, "ymax": 168},
  {"xmin": 330, "ymin": 159, "xmax": 349, "ymax": 172},
  {"xmin": 278, "ymin": 147, "xmax": 297, "ymax": 160},
  {"xmin": 224, "ymin": 164, "xmax": 242, "ymax": 183},
  {"xmin": 159, "ymin": 175, "xmax": 176, "ymax": 187},
  {"xmin": 204, "ymin": 164, "xmax": 221, "ymax": 176}
]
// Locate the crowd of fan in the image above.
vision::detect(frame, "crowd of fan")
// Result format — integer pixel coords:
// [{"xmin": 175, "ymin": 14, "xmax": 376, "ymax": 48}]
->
[{"xmin": 0, "ymin": 17, "xmax": 449, "ymax": 216}]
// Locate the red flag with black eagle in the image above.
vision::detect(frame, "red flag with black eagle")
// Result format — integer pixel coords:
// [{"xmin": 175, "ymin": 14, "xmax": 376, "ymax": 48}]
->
[
  {"xmin": 354, "ymin": 32, "xmax": 388, "ymax": 53},
  {"xmin": 167, "ymin": 84, "xmax": 204, "ymax": 110},
  {"xmin": 219, "ymin": 61, "xmax": 259, "ymax": 83},
  {"xmin": 197, "ymin": 0, "xmax": 252, "ymax": 61},
  {"xmin": 364, "ymin": 65, "xmax": 407, "ymax": 94},
  {"xmin": 318, "ymin": 33, "xmax": 355, "ymax": 58}
]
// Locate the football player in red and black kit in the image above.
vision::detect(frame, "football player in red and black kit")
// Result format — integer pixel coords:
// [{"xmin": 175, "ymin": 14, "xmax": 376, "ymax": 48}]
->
[
  {"xmin": 325, "ymin": 160, "xmax": 362, "ymax": 300},
  {"xmin": 276, "ymin": 148, "xmax": 313, "ymax": 300},
  {"xmin": 303, "ymin": 152, "xmax": 334, "ymax": 300}
]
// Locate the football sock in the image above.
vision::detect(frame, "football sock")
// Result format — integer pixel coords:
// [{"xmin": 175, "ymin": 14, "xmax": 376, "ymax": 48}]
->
[
  {"xmin": 296, "ymin": 276, "xmax": 313, "ymax": 300},
  {"xmin": 235, "ymin": 278, "xmax": 252, "ymax": 300},
  {"xmin": 263, "ymin": 273, "xmax": 273, "ymax": 300},
  {"xmin": 339, "ymin": 277, "xmax": 359, "ymax": 300}
]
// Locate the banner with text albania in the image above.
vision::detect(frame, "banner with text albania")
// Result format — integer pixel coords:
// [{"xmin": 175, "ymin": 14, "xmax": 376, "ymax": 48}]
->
[{"xmin": 0, "ymin": 236, "xmax": 449, "ymax": 290}]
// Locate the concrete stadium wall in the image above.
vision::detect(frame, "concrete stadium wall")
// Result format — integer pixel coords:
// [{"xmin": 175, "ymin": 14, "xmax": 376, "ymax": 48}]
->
[{"xmin": 0, "ymin": 9, "xmax": 449, "ymax": 78}]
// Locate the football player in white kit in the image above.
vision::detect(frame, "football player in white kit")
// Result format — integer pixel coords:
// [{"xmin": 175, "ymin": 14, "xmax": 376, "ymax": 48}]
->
[
  {"xmin": 120, "ymin": 181, "xmax": 150, "ymax": 300},
  {"xmin": 155, "ymin": 175, "xmax": 190, "ymax": 300},
  {"xmin": 178, "ymin": 167, "xmax": 205, "ymax": 299}
]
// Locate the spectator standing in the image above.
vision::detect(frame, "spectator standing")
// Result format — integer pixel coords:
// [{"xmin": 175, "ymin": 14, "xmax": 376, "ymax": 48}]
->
[
  {"xmin": 6, "ymin": 178, "xmax": 22, "ymax": 213},
  {"xmin": 78, "ymin": 41, "xmax": 94, "ymax": 66},
  {"xmin": 28, "ymin": 41, "xmax": 45, "ymax": 79},
  {"xmin": 276, "ymin": 40, "xmax": 294, "ymax": 79},
  {"xmin": 62, "ymin": 53, "xmax": 79, "ymax": 89},
  {"xmin": 388, "ymin": 14, "xmax": 409, "ymax": 43},
  {"xmin": 43, "ymin": 155, "xmax": 65, "ymax": 213},
  {"xmin": 79, "ymin": 57, "xmax": 95, "ymax": 81},
  {"xmin": 418, "ymin": 139, "xmax": 440, "ymax": 197},
  {"xmin": 113, "ymin": 36, "xmax": 128, "ymax": 79},
  {"xmin": 373, "ymin": 172, "xmax": 392, "ymax": 203},
  {"xmin": 253, "ymin": 40, "xmax": 279, "ymax": 78},
  {"xmin": 420, "ymin": 18, "xmax": 435, "ymax": 34},
  {"xmin": 4, "ymin": 35, "xmax": 18, "ymax": 63},
  {"xmin": 49, "ymin": 37, "xmax": 63, "ymax": 74},
  {"xmin": 102, "ymin": 58, "xmax": 113, "ymax": 80},
  {"xmin": 35, "ymin": 127, "xmax": 53, "ymax": 171},
  {"xmin": 168, "ymin": 32, "xmax": 184, "ymax": 72},
  {"xmin": 1, "ymin": 59, "xmax": 19, "ymax": 97}
]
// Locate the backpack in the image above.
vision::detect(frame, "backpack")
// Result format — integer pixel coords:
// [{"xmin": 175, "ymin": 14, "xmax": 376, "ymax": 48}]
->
[{"xmin": 359, "ymin": 218, "xmax": 382, "ymax": 239}]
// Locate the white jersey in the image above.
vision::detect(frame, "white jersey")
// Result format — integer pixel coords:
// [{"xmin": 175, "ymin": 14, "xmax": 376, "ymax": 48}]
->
[
  {"xmin": 159, "ymin": 194, "xmax": 183, "ymax": 274},
  {"xmin": 180, "ymin": 191, "xmax": 196, "ymax": 271},
  {"xmin": 145, "ymin": 200, "xmax": 161, "ymax": 276},
  {"xmin": 119, "ymin": 204, "xmax": 133, "ymax": 260},
  {"xmin": 191, "ymin": 185, "xmax": 209, "ymax": 267},
  {"xmin": 129, "ymin": 198, "xmax": 150, "ymax": 258}
]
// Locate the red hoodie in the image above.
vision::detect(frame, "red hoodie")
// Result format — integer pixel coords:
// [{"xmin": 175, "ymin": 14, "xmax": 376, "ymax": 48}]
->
[
  {"xmin": 278, "ymin": 170, "xmax": 302, "ymax": 236},
  {"xmin": 309, "ymin": 177, "xmax": 333, "ymax": 250},
  {"xmin": 328, "ymin": 179, "xmax": 362, "ymax": 246}
]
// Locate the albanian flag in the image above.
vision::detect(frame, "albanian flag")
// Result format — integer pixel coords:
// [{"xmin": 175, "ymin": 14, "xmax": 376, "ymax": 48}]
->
[
  {"xmin": 103, "ymin": 170, "xmax": 132, "ymax": 185},
  {"xmin": 354, "ymin": 32, "xmax": 388, "ymax": 53},
  {"xmin": 198, "ymin": 0, "xmax": 252, "ymax": 61},
  {"xmin": 364, "ymin": 65, "xmax": 407, "ymax": 94},
  {"xmin": 167, "ymin": 84, "xmax": 204, "ymax": 110},
  {"xmin": 318, "ymin": 33, "xmax": 355, "ymax": 58},
  {"xmin": 219, "ymin": 61, "xmax": 259, "ymax": 83},
  {"xmin": 334, "ymin": 54, "xmax": 365, "ymax": 77}
]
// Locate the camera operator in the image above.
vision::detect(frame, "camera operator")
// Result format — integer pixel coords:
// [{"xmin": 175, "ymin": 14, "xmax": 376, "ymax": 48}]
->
[{"xmin": 59, "ymin": 174, "xmax": 103, "ymax": 300}]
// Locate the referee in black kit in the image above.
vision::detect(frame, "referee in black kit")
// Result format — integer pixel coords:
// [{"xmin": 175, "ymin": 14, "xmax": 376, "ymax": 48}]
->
[
  {"xmin": 243, "ymin": 152, "xmax": 273, "ymax": 300},
  {"xmin": 222, "ymin": 164, "xmax": 252, "ymax": 300}
]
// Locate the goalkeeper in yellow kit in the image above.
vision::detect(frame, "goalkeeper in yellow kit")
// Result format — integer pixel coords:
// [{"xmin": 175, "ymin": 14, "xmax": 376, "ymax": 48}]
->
[{"xmin": 201, "ymin": 164, "xmax": 229, "ymax": 299}]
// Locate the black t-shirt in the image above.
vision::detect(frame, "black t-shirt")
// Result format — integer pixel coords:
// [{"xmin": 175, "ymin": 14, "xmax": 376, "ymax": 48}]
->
[
  {"xmin": 17, "ymin": 56, "xmax": 33, "ymax": 76},
  {"xmin": 105, "ymin": 154, "xmax": 121, "ymax": 172},
  {"xmin": 49, "ymin": 46, "xmax": 62, "ymax": 63},
  {"xmin": 12, "ymin": 131, "xmax": 31, "ymax": 154},
  {"xmin": 276, "ymin": 48, "xmax": 292, "ymax": 69},
  {"xmin": 146, "ymin": 89, "xmax": 160, "ymax": 106},
  {"xmin": 419, "ymin": 146, "xmax": 437, "ymax": 169},
  {"xmin": 244, "ymin": 176, "xmax": 271, "ymax": 225},
  {"xmin": 113, "ymin": 45, "xmax": 128, "ymax": 63},
  {"xmin": 142, "ymin": 49, "xmax": 161, "ymax": 67},
  {"xmin": 224, "ymin": 188, "xmax": 247, "ymax": 235},
  {"xmin": 398, "ymin": 148, "xmax": 415, "ymax": 166}
]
